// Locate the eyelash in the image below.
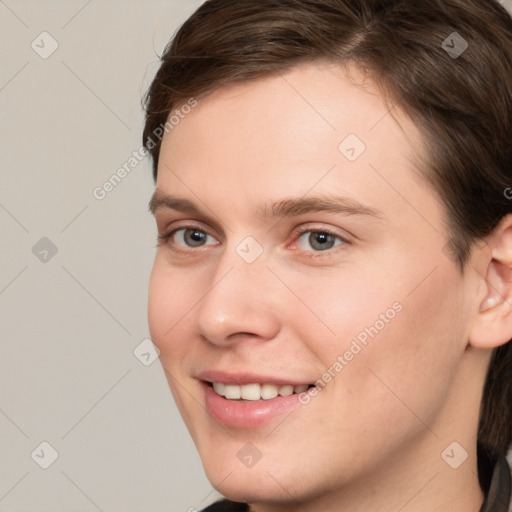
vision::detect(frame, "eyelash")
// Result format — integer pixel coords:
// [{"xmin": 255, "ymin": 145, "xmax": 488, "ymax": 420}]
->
[{"xmin": 157, "ymin": 223, "xmax": 350, "ymax": 257}]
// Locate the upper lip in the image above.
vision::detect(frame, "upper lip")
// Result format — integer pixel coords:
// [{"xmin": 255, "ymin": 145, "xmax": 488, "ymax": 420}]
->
[{"xmin": 197, "ymin": 370, "xmax": 314, "ymax": 387}]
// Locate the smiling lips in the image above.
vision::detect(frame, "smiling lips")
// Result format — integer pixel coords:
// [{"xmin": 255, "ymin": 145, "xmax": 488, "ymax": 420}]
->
[
  {"xmin": 210, "ymin": 382, "xmax": 312, "ymax": 400},
  {"xmin": 198, "ymin": 371, "xmax": 317, "ymax": 426}
]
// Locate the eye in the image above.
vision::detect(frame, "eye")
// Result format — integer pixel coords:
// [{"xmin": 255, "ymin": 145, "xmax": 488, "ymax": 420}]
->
[
  {"xmin": 159, "ymin": 227, "xmax": 218, "ymax": 248},
  {"xmin": 294, "ymin": 229, "xmax": 347, "ymax": 252}
]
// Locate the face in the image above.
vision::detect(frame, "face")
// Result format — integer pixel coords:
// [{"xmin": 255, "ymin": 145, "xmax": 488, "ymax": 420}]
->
[{"xmin": 148, "ymin": 62, "xmax": 478, "ymax": 506}]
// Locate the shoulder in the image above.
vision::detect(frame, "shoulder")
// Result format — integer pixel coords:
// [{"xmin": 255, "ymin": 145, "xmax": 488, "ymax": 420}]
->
[{"xmin": 200, "ymin": 499, "xmax": 249, "ymax": 512}]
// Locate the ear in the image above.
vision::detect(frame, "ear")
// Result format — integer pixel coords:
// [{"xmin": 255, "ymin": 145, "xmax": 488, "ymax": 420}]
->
[{"xmin": 469, "ymin": 214, "xmax": 512, "ymax": 349}]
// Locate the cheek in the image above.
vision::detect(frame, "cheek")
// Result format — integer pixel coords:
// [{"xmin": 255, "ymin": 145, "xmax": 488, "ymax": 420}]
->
[
  {"xmin": 288, "ymin": 259, "xmax": 465, "ymax": 424},
  {"xmin": 147, "ymin": 257, "xmax": 194, "ymax": 358},
  {"xmin": 280, "ymin": 265, "xmax": 405, "ymax": 365},
  {"xmin": 148, "ymin": 258, "xmax": 204, "ymax": 429},
  {"xmin": 336, "ymin": 270, "xmax": 464, "ymax": 431},
  {"xmin": 147, "ymin": 263, "xmax": 170, "ymax": 349}
]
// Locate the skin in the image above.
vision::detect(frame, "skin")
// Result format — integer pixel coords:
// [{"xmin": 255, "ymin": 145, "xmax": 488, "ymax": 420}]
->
[{"xmin": 148, "ymin": 61, "xmax": 512, "ymax": 512}]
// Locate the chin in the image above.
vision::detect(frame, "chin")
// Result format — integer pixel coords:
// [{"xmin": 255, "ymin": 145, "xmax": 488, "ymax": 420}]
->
[
  {"xmin": 200, "ymin": 449, "xmax": 320, "ymax": 506},
  {"xmin": 206, "ymin": 475, "xmax": 296, "ymax": 506}
]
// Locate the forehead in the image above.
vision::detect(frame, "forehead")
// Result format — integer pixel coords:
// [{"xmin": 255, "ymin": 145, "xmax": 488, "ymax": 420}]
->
[{"xmin": 155, "ymin": 61, "xmax": 439, "ymax": 229}]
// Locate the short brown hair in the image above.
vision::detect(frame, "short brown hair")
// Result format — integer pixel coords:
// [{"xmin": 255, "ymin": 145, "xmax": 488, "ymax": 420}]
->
[{"xmin": 143, "ymin": 0, "xmax": 512, "ymax": 490}]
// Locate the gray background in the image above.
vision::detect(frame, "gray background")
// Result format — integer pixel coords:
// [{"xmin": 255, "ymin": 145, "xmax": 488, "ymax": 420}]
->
[
  {"xmin": 2, "ymin": 1, "xmax": 512, "ymax": 511},
  {"xmin": 0, "ymin": 1, "xmax": 218, "ymax": 511}
]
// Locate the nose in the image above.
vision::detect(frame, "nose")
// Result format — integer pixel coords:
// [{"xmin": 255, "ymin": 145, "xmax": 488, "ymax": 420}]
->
[{"xmin": 195, "ymin": 248, "xmax": 281, "ymax": 347}]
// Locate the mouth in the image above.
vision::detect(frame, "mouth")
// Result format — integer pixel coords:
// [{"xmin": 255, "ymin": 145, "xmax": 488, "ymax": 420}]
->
[
  {"xmin": 206, "ymin": 381, "xmax": 316, "ymax": 401},
  {"xmin": 201, "ymin": 379, "xmax": 316, "ymax": 428},
  {"xmin": 197, "ymin": 370, "xmax": 318, "ymax": 427}
]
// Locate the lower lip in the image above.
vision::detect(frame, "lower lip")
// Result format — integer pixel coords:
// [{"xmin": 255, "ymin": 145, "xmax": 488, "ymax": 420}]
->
[{"xmin": 202, "ymin": 381, "xmax": 307, "ymax": 428}]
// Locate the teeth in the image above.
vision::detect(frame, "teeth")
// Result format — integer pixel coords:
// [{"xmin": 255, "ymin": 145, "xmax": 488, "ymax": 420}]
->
[
  {"xmin": 211, "ymin": 382, "xmax": 311, "ymax": 400},
  {"xmin": 212, "ymin": 382, "xmax": 225, "ymax": 395},
  {"xmin": 261, "ymin": 383, "xmax": 278, "ymax": 400},
  {"xmin": 279, "ymin": 384, "xmax": 294, "ymax": 396},
  {"xmin": 224, "ymin": 384, "xmax": 241, "ymax": 399},
  {"xmin": 241, "ymin": 383, "xmax": 261, "ymax": 400}
]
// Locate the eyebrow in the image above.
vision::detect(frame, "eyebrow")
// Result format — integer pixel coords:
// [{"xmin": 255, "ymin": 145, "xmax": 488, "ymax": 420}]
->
[{"xmin": 149, "ymin": 191, "xmax": 384, "ymax": 220}]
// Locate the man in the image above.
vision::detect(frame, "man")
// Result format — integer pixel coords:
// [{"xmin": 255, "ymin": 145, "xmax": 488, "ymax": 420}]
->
[{"xmin": 144, "ymin": 1, "xmax": 512, "ymax": 510}]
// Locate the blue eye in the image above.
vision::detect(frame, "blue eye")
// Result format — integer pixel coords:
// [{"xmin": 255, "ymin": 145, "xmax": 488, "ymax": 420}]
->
[
  {"xmin": 296, "ymin": 230, "xmax": 345, "ymax": 251},
  {"xmin": 157, "ymin": 225, "xmax": 348, "ymax": 255},
  {"xmin": 161, "ymin": 227, "xmax": 217, "ymax": 248}
]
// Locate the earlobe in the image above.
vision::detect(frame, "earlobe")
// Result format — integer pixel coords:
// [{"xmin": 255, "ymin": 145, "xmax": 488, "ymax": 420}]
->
[
  {"xmin": 471, "ymin": 299, "xmax": 512, "ymax": 349},
  {"xmin": 469, "ymin": 216, "xmax": 512, "ymax": 349}
]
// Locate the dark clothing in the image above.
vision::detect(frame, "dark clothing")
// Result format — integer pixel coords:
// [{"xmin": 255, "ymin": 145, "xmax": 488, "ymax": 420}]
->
[
  {"xmin": 480, "ymin": 455, "xmax": 512, "ymax": 512},
  {"xmin": 201, "ymin": 455, "xmax": 511, "ymax": 512},
  {"xmin": 201, "ymin": 501, "xmax": 248, "ymax": 511}
]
